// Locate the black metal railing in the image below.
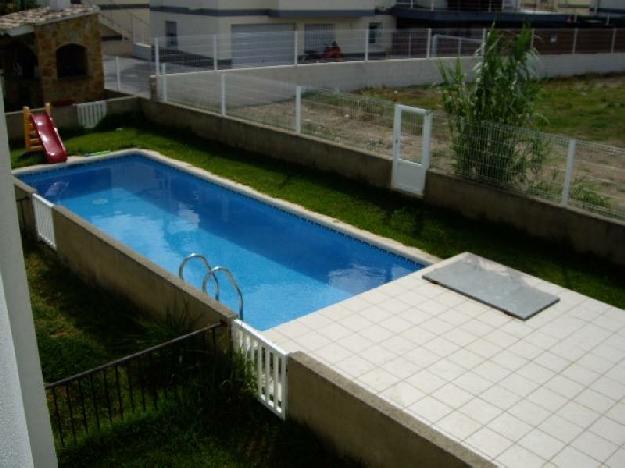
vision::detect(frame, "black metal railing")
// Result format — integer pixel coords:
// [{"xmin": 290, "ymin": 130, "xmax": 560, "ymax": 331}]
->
[{"xmin": 45, "ymin": 322, "xmax": 227, "ymax": 448}]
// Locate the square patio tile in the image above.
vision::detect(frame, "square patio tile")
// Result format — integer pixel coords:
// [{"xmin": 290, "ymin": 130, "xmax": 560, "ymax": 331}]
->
[
  {"xmin": 408, "ymin": 396, "xmax": 453, "ymax": 424},
  {"xmin": 454, "ymin": 372, "xmax": 492, "ymax": 395},
  {"xmin": 437, "ymin": 411, "xmax": 482, "ymax": 441},
  {"xmin": 518, "ymin": 429, "xmax": 565, "ymax": 460},
  {"xmin": 539, "ymin": 414, "xmax": 585, "ymax": 443},
  {"xmin": 551, "ymin": 447, "xmax": 600, "ymax": 468},
  {"xmin": 358, "ymin": 368, "xmax": 400, "ymax": 393},
  {"xmin": 508, "ymin": 400, "xmax": 551, "ymax": 426},
  {"xmin": 589, "ymin": 416, "xmax": 625, "ymax": 446},
  {"xmin": 380, "ymin": 381, "xmax": 425, "ymax": 408},
  {"xmin": 339, "ymin": 333, "xmax": 374, "ymax": 354},
  {"xmin": 459, "ymin": 398, "xmax": 502, "ymax": 425},
  {"xmin": 527, "ymin": 386, "xmax": 569, "ymax": 412},
  {"xmin": 559, "ymin": 401, "xmax": 601, "ymax": 428},
  {"xmin": 606, "ymin": 448, "xmax": 625, "ymax": 468},
  {"xmin": 571, "ymin": 431, "xmax": 618, "ymax": 463},
  {"xmin": 466, "ymin": 427, "xmax": 513, "ymax": 459},
  {"xmin": 334, "ymin": 354, "xmax": 376, "ymax": 378},
  {"xmin": 478, "ymin": 385, "xmax": 522, "ymax": 411},
  {"xmin": 317, "ymin": 322, "xmax": 352, "ymax": 341},
  {"xmin": 432, "ymin": 383, "xmax": 474, "ymax": 409},
  {"xmin": 406, "ymin": 369, "xmax": 447, "ymax": 395},
  {"xmin": 497, "ymin": 445, "xmax": 545, "ymax": 468},
  {"xmin": 488, "ymin": 412, "xmax": 533, "ymax": 442}
]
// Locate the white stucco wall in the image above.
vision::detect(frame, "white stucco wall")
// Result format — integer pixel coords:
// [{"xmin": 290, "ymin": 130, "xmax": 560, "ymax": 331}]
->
[
  {"xmin": 0, "ymin": 273, "xmax": 33, "ymax": 468},
  {"xmin": 0, "ymin": 88, "xmax": 56, "ymax": 467}
]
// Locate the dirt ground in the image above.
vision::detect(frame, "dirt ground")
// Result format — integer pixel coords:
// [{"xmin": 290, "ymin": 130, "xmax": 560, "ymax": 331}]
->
[{"xmin": 223, "ymin": 91, "xmax": 625, "ymax": 220}]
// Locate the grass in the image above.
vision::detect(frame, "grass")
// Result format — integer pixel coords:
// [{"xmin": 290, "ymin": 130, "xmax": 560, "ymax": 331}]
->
[
  {"xmin": 22, "ymin": 236, "xmax": 184, "ymax": 383},
  {"xmin": 11, "ymin": 116, "xmax": 625, "ymax": 310},
  {"xmin": 357, "ymin": 74, "xmax": 625, "ymax": 146},
  {"xmin": 60, "ymin": 385, "xmax": 358, "ymax": 468}
]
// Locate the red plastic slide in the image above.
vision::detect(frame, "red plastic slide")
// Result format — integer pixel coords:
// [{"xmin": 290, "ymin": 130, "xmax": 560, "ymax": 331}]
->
[{"xmin": 30, "ymin": 112, "xmax": 68, "ymax": 164}]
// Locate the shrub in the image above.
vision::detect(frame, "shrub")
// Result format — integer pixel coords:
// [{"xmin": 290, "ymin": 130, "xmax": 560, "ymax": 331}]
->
[{"xmin": 439, "ymin": 27, "xmax": 548, "ymax": 187}]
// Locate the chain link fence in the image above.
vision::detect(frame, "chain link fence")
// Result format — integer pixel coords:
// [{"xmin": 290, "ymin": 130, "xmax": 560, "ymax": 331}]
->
[
  {"xmin": 161, "ymin": 72, "xmax": 625, "ymax": 221},
  {"xmin": 106, "ymin": 27, "xmax": 625, "ymax": 97}
]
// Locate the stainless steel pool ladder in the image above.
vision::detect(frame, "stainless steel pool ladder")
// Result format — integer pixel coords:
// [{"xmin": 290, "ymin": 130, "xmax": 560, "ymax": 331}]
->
[{"xmin": 178, "ymin": 253, "xmax": 244, "ymax": 321}]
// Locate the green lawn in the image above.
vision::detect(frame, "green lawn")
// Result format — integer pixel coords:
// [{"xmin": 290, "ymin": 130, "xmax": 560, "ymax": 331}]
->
[
  {"xmin": 60, "ymin": 394, "xmax": 358, "ymax": 468},
  {"xmin": 11, "ymin": 118, "xmax": 625, "ymax": 310},
  {"xmin": 357, "ymin": 74, "xmax": 625, "ymax": 146},
  {"xmin": 23, "ymin": 236, "xmax": 180, "ymax": 383}
]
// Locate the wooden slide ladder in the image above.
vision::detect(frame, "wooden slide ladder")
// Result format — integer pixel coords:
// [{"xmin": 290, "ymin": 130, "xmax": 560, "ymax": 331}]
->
[{"xmin": 23, "ymin": 103, "xmax": 51, "ymax": 153}]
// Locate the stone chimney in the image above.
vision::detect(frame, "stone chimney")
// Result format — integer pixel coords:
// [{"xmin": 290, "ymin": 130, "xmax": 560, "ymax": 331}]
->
[{"xmin": 49, "ymin": 0, "xmax": 71, "ymax": 11}]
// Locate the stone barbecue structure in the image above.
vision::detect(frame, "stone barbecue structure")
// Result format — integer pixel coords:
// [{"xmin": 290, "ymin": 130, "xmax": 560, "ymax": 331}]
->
[{"xmin": 0, "ymin": 4, "xmax": 104, "ymax": 111}]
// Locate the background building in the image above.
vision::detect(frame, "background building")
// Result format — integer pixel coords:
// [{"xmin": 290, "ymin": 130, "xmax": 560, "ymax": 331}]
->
[{"xmin": 0, "ymin": 1, "xmax": 104, "ymax": 110}]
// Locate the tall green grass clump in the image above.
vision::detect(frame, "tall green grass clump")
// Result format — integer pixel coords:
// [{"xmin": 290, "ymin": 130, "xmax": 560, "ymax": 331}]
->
[{"xmin": 439, "ymin": 27, "xmax": 548, "ymax": 187}]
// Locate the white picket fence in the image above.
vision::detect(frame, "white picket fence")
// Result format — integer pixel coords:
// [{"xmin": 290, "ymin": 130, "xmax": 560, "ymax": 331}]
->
[
  {"xmin": 75, "ymin": 100, "xmax": 108, "ymax": 129},
  {"xmin": 32, "ymin": 194, "xmax": 56, "ymax": 249},
  {"xmin": 232, "ymin": 320, "xmax": 288, "ymax": 419}
]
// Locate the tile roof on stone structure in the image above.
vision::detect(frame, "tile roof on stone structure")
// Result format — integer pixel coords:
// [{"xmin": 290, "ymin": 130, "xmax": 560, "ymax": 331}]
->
[{"xmin": 0, "ymin": 5, "xmax": 98, "ymax": 36}]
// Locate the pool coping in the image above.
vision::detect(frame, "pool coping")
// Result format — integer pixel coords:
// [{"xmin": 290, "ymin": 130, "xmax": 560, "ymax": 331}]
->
[{"xmin": 13, "ymin": 149, "xmax": 440, "ymax": 268}]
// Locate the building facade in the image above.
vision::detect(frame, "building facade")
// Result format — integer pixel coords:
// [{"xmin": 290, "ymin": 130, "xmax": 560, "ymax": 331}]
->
[{"xmin": 150, "ymin": 0, "xmax": 397, "ymax": 66}]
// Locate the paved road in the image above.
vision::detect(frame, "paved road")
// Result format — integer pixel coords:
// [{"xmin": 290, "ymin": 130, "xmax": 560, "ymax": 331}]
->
[{"xmin": 103, "ymin": 56, "xmax": 153, "ymax": 97}]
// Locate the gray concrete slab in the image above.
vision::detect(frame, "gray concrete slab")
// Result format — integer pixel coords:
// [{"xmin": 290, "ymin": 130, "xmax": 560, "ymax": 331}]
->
[{"xmin": 423, "ymin": 253, "xmax": 559, "ymax": 320}]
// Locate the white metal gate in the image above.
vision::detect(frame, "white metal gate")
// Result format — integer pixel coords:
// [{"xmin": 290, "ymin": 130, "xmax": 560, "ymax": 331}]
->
[
  {"xmin": 391, "ymin": 104, "xmax": 433, "ymax": 196},
  {"xmin": 232, "ymin": 320, "xmax": 288, "ymax": 419},
  {"xmin": 32, "ymin": 194, "xmax": 56, "ymax": 249}
]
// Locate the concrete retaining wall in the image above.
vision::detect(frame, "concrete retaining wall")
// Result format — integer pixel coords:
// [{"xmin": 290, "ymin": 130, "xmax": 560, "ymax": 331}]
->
[
  {"xmin": 6, "ymin": 96, "xmax": 141, "ymax": 143},
  {"xmin": 140, "ymin": 99, "xmax": 392, "ymax": 188},
  {"xmin": 51, "ymin": 204, "xmax": 235, "ymax": 327},
  {"xmin": 424, "ymin": 171, "xmax": 625, "ymax": 266},
  {"xmin": 287, "ymin": 352, "xmax": 491, "ymax": 468}
]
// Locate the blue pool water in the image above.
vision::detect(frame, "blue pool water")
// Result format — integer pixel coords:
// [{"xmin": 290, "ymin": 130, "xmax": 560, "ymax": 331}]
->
[{"xmin": 19, "ymin": 154, "xmax": 423, "ymax": 330}]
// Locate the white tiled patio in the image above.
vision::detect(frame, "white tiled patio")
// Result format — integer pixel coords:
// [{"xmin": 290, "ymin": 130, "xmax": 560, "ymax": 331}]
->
[{"xmin": 264, "ymin": 253, "xmax": 625, "ymax": 468}]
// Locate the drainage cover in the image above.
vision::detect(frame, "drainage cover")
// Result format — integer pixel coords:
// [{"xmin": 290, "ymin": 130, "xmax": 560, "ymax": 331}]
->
[{"xmin": 423, "ymin": 254, "xmax": 559, "ymax": 320}]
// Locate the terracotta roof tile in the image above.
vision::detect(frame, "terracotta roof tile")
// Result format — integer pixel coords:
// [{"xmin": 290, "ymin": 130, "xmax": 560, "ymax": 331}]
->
[{"xmin": 0, "ymin": 5, "xmax": 97, "ymax": 33}]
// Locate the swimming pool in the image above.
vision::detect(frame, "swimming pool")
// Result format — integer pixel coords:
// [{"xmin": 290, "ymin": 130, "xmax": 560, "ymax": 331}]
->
[{"xmin": 19, "ymin": 153, "xmax": 424, "ymax": 330}]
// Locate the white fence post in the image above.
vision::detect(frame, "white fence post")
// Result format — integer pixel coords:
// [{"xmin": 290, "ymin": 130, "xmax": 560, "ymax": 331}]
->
[
  {"xmin": 295, "ymin": 86, "xmax": 302, "ymax": 134},
  {"xmin": 457, "ymin": 37, "xmax": 462, "ymax": 56},
  {"xmin": 220, "ymin": 74, "xmax": 226, "ymax": 116},
  {"xmin": 427, "ymin": 28, "xmax": 438, "ymax": 58},
  {"xmin": 115, "ymin": 56, "xmax": 121, "ymax": 91},
  {"xmin": 154, "ymin": 37, "xmax": 160, "ymax": 76},
  {"xmin": 294, "ymin": 30, "xmax": 299, "ymax": 65},
  {"xmin": 160, "ymin": 63, "xmax": 167, "ymax": 102},
  {"xmin": 572, "ymin": 28, "xmax": 578, "ymax": 54},
  {"xmin": 612, "ymin": 28, "xmax": 617, "ymax": 54},
  {"xmin": 426, "ymin": 29, "xmax": 433, "ymax": 58},
  {"xmin": 481, "ymin": 28, "xmax": 487, "ymax": 56},
  {"xmin": 213, "ymin": 35, "xmax": 219, "ymax": 71},
  {"xmin": 364, "ymin": 29, "xmax": 369, "ymax": 62},
  {"xmin": 422, "ymin": 111, "xmax": 433, "ymax": 171},
  {"xmin": 530, "ymin": 28, "xmax": 535, "ymax": 49},
  {"xmin": 561, "ymin": 139, "xmax": 577, "ymax": 206}
]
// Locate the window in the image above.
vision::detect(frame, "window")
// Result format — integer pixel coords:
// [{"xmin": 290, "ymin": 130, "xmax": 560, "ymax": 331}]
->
[
  {"xmin": 165, "ymin": 21, "xmax": 178, "ymax": 48},
  {"xmin": 304, "ymin": 24, "xmax": 336, "ymax": 53},
  {"xmin": 369, "ymin": 22, "xmax": 382, "ymax": 45},
  {"xmin": 56, "ymin": 44, "xmax": 87, "ymax": 79}
]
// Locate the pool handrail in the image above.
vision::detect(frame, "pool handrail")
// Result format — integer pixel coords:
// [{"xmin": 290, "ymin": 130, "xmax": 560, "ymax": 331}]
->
[
  {"xmin": 202, "ymin": 266, "xmax": 244, "ymax": 321},
  {"xmin": 178, "ymin": 253, "xmax": 221, "ymax": 299}
]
